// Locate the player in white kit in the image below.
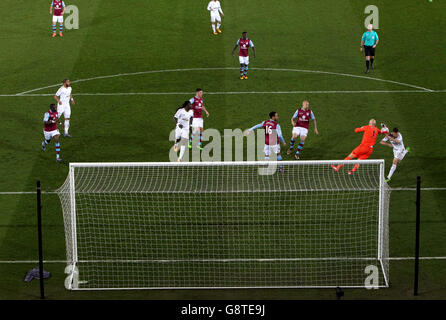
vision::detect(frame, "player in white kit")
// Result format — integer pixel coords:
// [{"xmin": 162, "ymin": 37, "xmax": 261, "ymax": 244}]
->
[
  {"xmin": 173, "ymin": 101, "xmax": 194, "ymax": 162},
  {"xmin": 54, "ymin": 79, "xmax": 75, "ymax": 138},
  {"xmin": 207, "ymin": 0, "xmax": 224, "ymax": 35},
  {"xmin": 380, "ymin": 127, "xmax": 410, "ymax": 182}
]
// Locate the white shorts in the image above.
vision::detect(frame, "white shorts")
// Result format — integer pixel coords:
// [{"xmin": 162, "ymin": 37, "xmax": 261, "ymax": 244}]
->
[
  {"xmin": 210, "ymin": 13, "xmax": 221, "ymax": 23},
  {"xmin": 264, "ymin": 144, "xmax": 281, "ymax": 157},
  {"xmin": 43, "ymin": 129, "xmax": 60, "ymax": 141},
  {"xmin": 292, "ymin": 126, "xmax": 308, "ymax": 137},
  {"xmin": 57, "ymin": 103, "xmax": 71, "ymax": 118},
  {"xmin": 192, "ymin": 118, "xmax": 204, "ymax": 129},
  {"xmin": 175, "ymin": 126, "xmax": 189, "ymax": 140},
  {"xmin": 394, "ymin": 148, "xmax": 408, "ymax": 161},
  {"xmin": 52, "ymin": 15, "xmax": 64, "ymax": 23},
  {"xmin": 239, "ymin": 56, "xmax": 250, "ymax": 65}
]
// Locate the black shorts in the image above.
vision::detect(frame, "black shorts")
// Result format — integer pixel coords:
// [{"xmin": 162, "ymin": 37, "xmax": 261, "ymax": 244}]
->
[{"xmin": 364, "ymin": 45, "xmax": 376, "ymax": 57}]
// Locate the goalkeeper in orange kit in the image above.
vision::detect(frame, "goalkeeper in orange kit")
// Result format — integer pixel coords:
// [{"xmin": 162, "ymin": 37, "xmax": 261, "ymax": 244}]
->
[{"xmin": 331, "ymin": 119, "xmax": 388, "ymax": 174}]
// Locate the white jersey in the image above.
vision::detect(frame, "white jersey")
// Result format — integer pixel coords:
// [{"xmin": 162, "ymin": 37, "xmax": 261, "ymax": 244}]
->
[
  {"xmin": 55, "ymin": 86, "xmax": 72, "ymax": 105},
  {"xmin": 382, "ymin": 133, "xmax": 405, "ymax": 152},
  {"xmin": 174, "ymin": 108, "xmax": 193, "ymax": 128},
  {"xmin": 207, "ymin": 1, "xmax": 223, "ymax": 14}
]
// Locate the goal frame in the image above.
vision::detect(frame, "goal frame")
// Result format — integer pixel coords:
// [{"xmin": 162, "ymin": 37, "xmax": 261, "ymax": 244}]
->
[{"xmin": 61, "ymin": 160, "xmax": 390, "ymax": 290}]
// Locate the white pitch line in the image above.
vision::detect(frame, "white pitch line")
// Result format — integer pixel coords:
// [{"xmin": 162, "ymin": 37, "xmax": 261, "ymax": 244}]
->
[
  {"xmin": 15, "ymin": 67, "xmax": 236, "ymax": 95},
  {"xmin": 388, "ymin": 257, "xmax": 446, "ymax": 261},
  {"xmin": 257, "ymin": 67, "xmax": 435, "ymax": 92},
  {"xmin": 0, "ymin": 90, "xmax": 443, "ymax": 97},
  {"xmin": 0, "ymin": 260, "xmax": 67, "ymax": 264},
  {"xmin": 0, "ymin": 256, "xmax": 445, "ymax": 264},
  {"xmin": 11, "ymin": 67, "xmax": 434, "ymax": 96},
  {"xmin": 0, "ymin": 191, "xmax": 56, "ymax": 195},
  {"xmin": 392, "ymin": 187, "xmax": 446, "ymax": 191}
]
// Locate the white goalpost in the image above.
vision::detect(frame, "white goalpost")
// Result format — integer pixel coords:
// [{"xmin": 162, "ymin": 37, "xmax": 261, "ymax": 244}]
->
[{"xmin": 57, "ymin": 160, "xmax": 390, "ymax": 290}]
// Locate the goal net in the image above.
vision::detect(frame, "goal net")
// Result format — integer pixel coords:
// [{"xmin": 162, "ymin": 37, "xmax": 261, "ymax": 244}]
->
[{"xmin": 57, "ymin": 160, "xmax": 390, "ymax": 290}]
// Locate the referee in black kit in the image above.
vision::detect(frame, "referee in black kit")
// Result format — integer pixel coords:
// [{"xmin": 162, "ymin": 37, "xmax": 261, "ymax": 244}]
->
[{"xmin": 360, "ymin": 24, "xmax": 379, "ymax": 74}]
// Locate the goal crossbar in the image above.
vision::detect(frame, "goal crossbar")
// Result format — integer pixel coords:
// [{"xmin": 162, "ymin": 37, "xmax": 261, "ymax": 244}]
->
[{"xmin": 68, "ymin": 160, "xmax": 384, "ymax": 167}]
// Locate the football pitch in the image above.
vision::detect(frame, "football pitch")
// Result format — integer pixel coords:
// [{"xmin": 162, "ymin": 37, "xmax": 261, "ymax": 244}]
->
[{"xmin": 0, "ymin": 0, "xmax": 445, "ymax": 300}]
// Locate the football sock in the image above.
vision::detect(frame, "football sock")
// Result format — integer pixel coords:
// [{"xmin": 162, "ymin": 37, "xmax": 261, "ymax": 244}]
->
[
  {"xmin": 370, "ymin": 58, "xmax": 374, "ymax": 66},
  {"xmin": 366, "ymin": 60, "xmax": 370, "ymax": 69},
  {"xmin": 52, "ymin": 25, "xmax": 56, "ymax": 33},
  {"xmin": 337, "ymin": 156, "xmax": 352, "ymax": 170},
  {"xmin": 55, "ymin": 142, "xmax": 61, "ymax": 159},
  {"xmin": 59, "ymin": 23, "xmax": 63, "ymax": 33},
  {"xmin": 244, "ymin": 65, "xmax": 248, "ymax": 76},
  {"xmin": 212, "ymin": 24, "xmax": 216, "ymax": 33},
  {"xmin": 64, "ymin": 120, "xmax": 70, "ymax": 134},
  {"xmin": 199, "ymin": 132, "xmax": 202, "ymax": 146},
  {"xmin": 296, "ymin": 141, "xmax": 305, "ymax": 155},
  {"xmin": 42, "ymin": 140, "xmax": 49, "ymax": 149},
  {"xmin": 240, "ymin": 65, "xmax": 244, "ymax": 77},
  {"xmin": 351, "ymin": 163, "xmax": 360, "ymax": 172},
  {"xmin": 217, "ymin": 23, "xmax": 221, "ymax": 29},
  {"xmin": 277, "ymin": 155, "xmax": 283, "ymax": 171},
  {"xmin": 179, "ymin": 145, "xmax": 186, "ymax": 160},
  {"xmin": 189, "ymin": 133, "xmax": 194, "ymax": 145},
  {"xmin": 289, "ymin": 138, "xmax": 295, "ymax": 149},
  {"xmin": 388, "ymin": 164, "xmax": 397, "ymax": 179}
]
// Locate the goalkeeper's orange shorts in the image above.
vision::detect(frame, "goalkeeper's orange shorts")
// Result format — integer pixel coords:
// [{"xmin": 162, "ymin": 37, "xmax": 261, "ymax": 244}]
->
[{"xmin": 351, "ymin": 145, "xmax": 373, "ymax": 160}]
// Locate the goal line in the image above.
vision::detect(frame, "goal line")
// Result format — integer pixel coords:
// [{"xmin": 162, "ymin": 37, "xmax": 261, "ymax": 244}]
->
[{"xmin": 1, "ymin": 256, "xmax": 445, "ymax": 264}]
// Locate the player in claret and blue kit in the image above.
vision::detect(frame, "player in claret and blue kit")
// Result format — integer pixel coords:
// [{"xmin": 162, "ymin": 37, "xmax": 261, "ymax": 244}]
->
[
  {"xmin": 188, "ymin": 89, "xmax": 210, "ymax": 151},
  {"xmin": 50, "ymin": 0, "xmax": 66, "ymax": 37},
  {"xmin": 232, "ymin": 32, "xmax": 256, "ymax": 80},
  {"xmin": 245, "ymin": 111, "xmax": 287, "ymax": 168},
  {"xmin": 41, "ymin": 104, "xmax": 62, "ymax": 162},
  {"xmin": 287, "ymin": 100, "xmax": 319, "ymax": 160}
]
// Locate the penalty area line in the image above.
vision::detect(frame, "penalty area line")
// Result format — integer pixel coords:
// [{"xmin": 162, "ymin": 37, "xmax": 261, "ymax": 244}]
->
[{"xmin": 0, "ymin": 90, "xmax": 444, "ymax": 97}]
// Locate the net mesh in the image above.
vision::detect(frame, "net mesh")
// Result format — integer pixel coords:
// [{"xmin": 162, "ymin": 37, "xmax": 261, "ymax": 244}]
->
[{"xmin": 57, "ymin": 161, "xmax": 390, "ymax": 289}]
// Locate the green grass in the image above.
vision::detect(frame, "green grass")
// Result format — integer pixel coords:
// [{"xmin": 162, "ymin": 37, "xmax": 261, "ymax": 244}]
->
[{"xmin": 0, "ymin": 0, "xmax": 445, "ymax": 299}]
